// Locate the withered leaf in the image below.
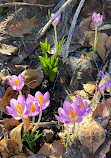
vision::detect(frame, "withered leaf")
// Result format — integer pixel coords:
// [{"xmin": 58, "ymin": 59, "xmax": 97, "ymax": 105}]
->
[
  {"xmin": 92, "ymin": 98, "xmax": 111, "ymax": 128},
  {"xmin": 0, "ymin": 87, "xmax": 19, "ymax": 113},
  {"xmin": 0, "ymin": 139, "xmax": 20, "ymax": 158},
  {"xmin": 10, "ymin": 123, "xmax": 23, "ymax": 152},
  {"xmin": 37, "ymin": 140, "xmax": 66, "ymax": 157},
  {"xmin": 4, "ymin": 118, "xmax": 20, "ymax": 130},
  {"xmin": 8, "ymin": 17, "xmax": 42, "ymax": 37},
  {"xmin": 21, "ymin": 68, "xmax": 43, "ymax": 89},
  {"xmin": 0, "ymin": 44, "xmax": 18, "ymax": 56}
]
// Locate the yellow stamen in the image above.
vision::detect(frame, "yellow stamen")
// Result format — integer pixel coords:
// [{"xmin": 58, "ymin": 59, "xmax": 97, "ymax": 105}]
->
[
  {"xmin": 14, "ymin": 79, "xmax": 20, "ymax": 86},
  {"xmin": 70, "ymin": 110, "xmax": 76, "ymax": 119},
  {"xmin": 31, "ymin": 104, "xmax": 36, "ymax": 112},
  {"xmin": 95, "ymin": 14, "xmax": 98, "ymax": 19},
  {"xmin": 79, "ymin": 103, "xmax": 84, "ymax": 109},
  {"xmin": 38, "ymin": 96, "xmax": 43, "ymax": 105},
  {"xmin": 16, "ymin": 104, "xmax": 22, "ymax": 116}
]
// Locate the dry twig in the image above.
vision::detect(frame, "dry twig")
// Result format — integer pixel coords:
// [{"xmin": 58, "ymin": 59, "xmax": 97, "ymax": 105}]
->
[
  {"xmin": 39, "ymin": 0, "xmax": 74, "ymax": 37},
  {"xmin": 63, "ymin": 0, "xmax": 86, "ymax": 59},
  {"xmin": 0, "ymin": 2, "xmax": 55, "ymax": 8}
]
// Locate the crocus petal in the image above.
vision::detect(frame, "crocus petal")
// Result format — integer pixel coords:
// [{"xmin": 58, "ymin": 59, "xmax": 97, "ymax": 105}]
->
[
  {"xmin": 17, "ymin": 95, "xmax": 25, "ymax": 110},
  {"xmin": 63, "ymin": 101, "xmax": 72, "ymax": 114},
  {"xmin": 41, "ymin": 100, "xmax": 50, "ymax": 110},
  {"xmin": 58, "ymin": 107, "xmax": 67, "ymax": 119},
  {"xmin": 54, "ymin": 114, "xmax": 65, "ymax": 123},
  {"xmin": 10, "ymin": 98, "xmax": 18, "ymax": 113},
  {"xmin": 43, "ymin": 92, "xmax": 50, "ymax": 102},
  {"xmin": 18, "ymin": 74, "xmax": 25, "ymax": 86},
  {"xmin": 6, "ymin": 106, "xmax": 13, "ymax": 115},
  {"xmin": 51, "ymin": 13, "xmax": 61, "ymax": 26},
  {"xmin": 85, "ymin": 108, "xmax": 92, "ymax": 115},
  {"xmin": 35, "ymin": 91, "xmax": 43, "ymax": 100}
]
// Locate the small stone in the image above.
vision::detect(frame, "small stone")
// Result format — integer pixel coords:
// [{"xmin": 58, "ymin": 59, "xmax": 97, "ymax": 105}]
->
[
  {"xmin": 69, "ymin": 56, "xmax": 92, "ymax": 72},
  {"xmin": 28, "ymin": 154, "xmax": 46, "ymax": 158},
  {"xmin": 43, "ymin": 129, "xmax": 54, "ymax": 142},
  {"xmin": 78, "ymin": 116, "xmax": 106, "ymax": 153}
]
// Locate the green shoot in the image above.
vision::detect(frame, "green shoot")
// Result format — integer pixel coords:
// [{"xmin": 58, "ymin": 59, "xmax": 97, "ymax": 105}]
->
[{"xmin": 22, "ymin": 129, "xmax": 42, "ymax": 153}]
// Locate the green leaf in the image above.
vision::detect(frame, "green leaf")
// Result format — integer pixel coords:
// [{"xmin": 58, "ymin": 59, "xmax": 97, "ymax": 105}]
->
[
  {"xmin": 54, "ymin": 58, "xmax": 59, "ymax": 67},
  {"xmin": 51, "ymin": 55, "xmax": 55, "ymax": 66},
  {"xmin": 39, "ymin": 56, "xmax": 48, "ymax": 75},
  {"xmin": 49, "ymin": 67, "xmax": 57, "ymax": 82},
  {"xmin": 40, "ymin": 42, "xmax": 47, "ymax": 55}
]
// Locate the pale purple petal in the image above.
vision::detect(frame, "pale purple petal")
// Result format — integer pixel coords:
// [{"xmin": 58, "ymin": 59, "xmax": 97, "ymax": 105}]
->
[
  {"xmin": 51, "ymin": 13, "xmax": 61, "ymax": 26},
  {"xmin": 63, "ymin": 101, "xmax": 72, "ymax": 114},
  {"xmin": 43, "ymin": 92, "xmax": 50, "ymax": 102},
  {"xmin": 41, "ymin": 100, "xmax": 50, "ymax": 110},
  {"xmin": 35, "ymin": 91, "xmax": 43, "ymax": 100},
  {"xmin": 17, "ymin": 95, "xmax": 25, "ymax": 110},
  {"xmin": 54, "ymin": 114, "xmax": 65, "ymax": 123},
  {"xmin": 84, "ymin": 108, "xmax": 92, "ymax": 115}
]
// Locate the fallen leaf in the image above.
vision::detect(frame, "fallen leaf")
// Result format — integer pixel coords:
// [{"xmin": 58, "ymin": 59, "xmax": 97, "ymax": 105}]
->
[
  {"xmin": 0, "ymin": 87, "xmax": 19, "ymax": 113},
  {"xmin": 92, "ymin": 98, "xmax": 111, "ymax": 128},
  {"xmin": 37, "ymin": 140, "xmax": 66, "ymax": 157},
  {"xmin": 0, "ymin": 139, "xmax": 20, "ymax": 158},
  {"xmin": 21, "ymin": 68, "xmax": 43, "ymax": 89},
  {"xmin": 0, "ymin": 43, "xmax": 18, "ymax": 56},
  {"xmin": 8, "ymin": 17, "xmax": 42, "ymax": 37},
  {"xmin": 96, "ymin": 33, "xmax": 108, "ymax": 60},
  {"xmin": 10, "ymin": 155, "xmax": 27, "ymax": 158},
  {"xmin": 10, "ymin": 123, "xmax": 23, "ymax": 152},
  {"xmin": 4, "ymin": 118, "xmax": 20, "ymax": 130},
  {"xmin": 106, "ymin": 35, "xmax": 111, "ymax": 50},
  {"xmin": 82, "ymin": 81, "xmax": 96, "ymax": 94}
]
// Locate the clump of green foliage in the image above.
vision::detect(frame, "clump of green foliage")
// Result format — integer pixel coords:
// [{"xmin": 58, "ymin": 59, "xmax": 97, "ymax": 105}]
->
[
  {"xmin": 39, "ymin": 37, "xmax": 65, "ymax": 82},
  {"xmin": 22, "ymin": 129, "xmax": 42, "ymax": 153}
]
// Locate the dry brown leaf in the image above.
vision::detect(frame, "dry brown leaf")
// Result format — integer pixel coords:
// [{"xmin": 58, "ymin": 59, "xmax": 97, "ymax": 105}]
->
[
  {"xmin": 4, "ymin": 118, "xmax": 20, "ymax": 130},
  {"xmin": 21, "ymin": 68, "xmax": 43, "ymax": 89},
  {"xmin": 10, "ymin": 155, "xmax": 27, "ymax": 158},
  {"xmin": 10, "ymin": 123, "xmax": 23, "ymax": 152},
  {"xmin": 0, "ymin": 87, "xmax": 19, "ymax": 113},
  {"xmin": 0, "ymin": 139, "xmax": 20, "ymax": 158},
  {"xmin": 38, "ymin": 140, "xmax": 66, "ymax": 157},
  {"xmin": 0, "ymin": 44, "xmax": 18, "ymax": 56},
  {"xmin": 106, "ymin": 35, "xmax": 111, "ymax": 50},
  {"xmin": 82, "ymin": 81, "xmax": 96, "ymax": 95},
  {"xmin": 8, "ymin": 17, "xmax": 42, "ymax": 37},
  {"xmin": 92, "ymin": 98, "xmax": 111, "ymax": 128}
]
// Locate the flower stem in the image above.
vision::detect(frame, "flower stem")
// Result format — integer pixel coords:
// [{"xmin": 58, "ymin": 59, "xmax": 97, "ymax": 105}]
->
[
  {"xmin": 23, "ymin": 119, "xmax": 26, "ymax": 134},
  {"xmin": 19, "ymin": 90, "xmax": 22, "ymax": 95},
  {"xmin": 54, "ymin": 25, "xmax": 58, "ymax": 56},
  {"xmin": 32, "ymin": 111, "xmax": 42, "ymax": 133},
  {"xmin": 27, "ymin": 116, "xmax": 35, "ymax": 132},
  {"xmin": 94, "ymin": 25, "xmax": 98, "ymax": 53}
]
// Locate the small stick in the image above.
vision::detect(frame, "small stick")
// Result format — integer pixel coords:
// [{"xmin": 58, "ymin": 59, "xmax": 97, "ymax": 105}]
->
[
  {"xmin": 101, "ymin": 46, "xmax": 111, "ymax": 70},
  {"xmin": 0, "ymin": 2, "xmax": 55, "ymax": 8},
  {"xmin": 39, "ymin": 0, "xmax": 74, "ymax": 37},
  {"xmin": 63, "ymin": 0, "xmax": 86, "ymax": 60}
]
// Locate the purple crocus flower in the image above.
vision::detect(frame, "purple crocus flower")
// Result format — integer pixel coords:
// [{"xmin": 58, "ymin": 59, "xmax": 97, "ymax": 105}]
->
[
  {"xmin": 102, "ymin": 156, "xmax": 107, "ymax": 158},
  {"xmin": 6, "ymin": 95, "xmax": 29, "ymax": 120},
  {"xmin": 97, "ymin": 84, "xmax": 106, "ymax": 93},
  {"xmin": 55, "ymin": 101, "xmax": 83, "ymax": 125},
  {"xmin": 92, "ymin": 12, "xmax": 103, "ymax": 24},
  {"xmin": 100, "ymin": 71, "xmax": 105, "ymax": 79},
  {"xmin": 26, "ymin": 94, "xmax": 40, "ymax": 116},
  {"xmin": 51, "ymin": 13, "xmax": 61, "ymax": 26},
  {"xmin": 105, "ymin": 79, "xmax": 111, "ymax": 90},
  {"xmin": 8, "ymin": 74, "xmax": 25, "ymax": 91},
  {"xmin": 74, "ymin": 97, "xmax": 92, "ymax": 116},
  {"xmin": 35, "ymin": 91, "xmax": 50, "ymax": 111}
]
